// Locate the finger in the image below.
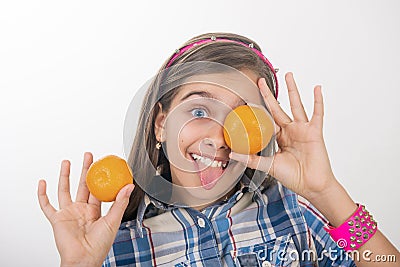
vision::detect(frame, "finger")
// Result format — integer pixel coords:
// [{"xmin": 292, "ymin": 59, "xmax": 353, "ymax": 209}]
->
[
  {"xmin": 229, "ymin": 152, "xmax": 274, "ymax": 175},
  {"xmin": 285, "ymin": 73, "xmax": 309, "ymax": 122},
  {"xmin": 103, "ymin": 184, "xmax": 135, "ymax": 229},
  {"xmin": 58, "ymin": 160, "xmax": 72, "ymax": 209},
  {"xmin": 258, "ymin": 78, "xmax": 292, "ymax": 126},
  {"xmin": 88, "ymin": 193, "xmax": 101, "ymax": 207},
  {"xmin": 76, "ymin": 152, "xmax": 93, "ymax": 202},
  {"xmin": 38, "ymin": 179, "xmax": 57, "ymax": 222},
  {"xmin": 310, "ymin": 85, "xmax": 324, "ymax": 129},
  {"xmin": 275, "ymin": 123, "xmax": 282, "ymax": 137},
  {"xmin": 88, "ymin": 192, "xmax": 101, "ymax": 216}
]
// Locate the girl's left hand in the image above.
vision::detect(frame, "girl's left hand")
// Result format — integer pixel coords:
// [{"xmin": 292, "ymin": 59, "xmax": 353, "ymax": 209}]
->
[
  {"xmin": 230, "ymin": 72, "xmax": 337, "ymax": 202},
  {"xmin": 230, "ymin": 74, "xmax": 400, "ymax": 259}
]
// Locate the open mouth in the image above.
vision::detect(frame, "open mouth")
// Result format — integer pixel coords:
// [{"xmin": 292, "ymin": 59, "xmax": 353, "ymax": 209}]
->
[{"xmin": 190, "ymin": 153, "xmax": 229, "ymax": 190}]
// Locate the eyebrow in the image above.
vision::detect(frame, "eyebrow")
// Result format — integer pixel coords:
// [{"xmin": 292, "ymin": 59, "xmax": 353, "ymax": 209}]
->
[
  {"xmin": 180, "ymin": 90, "xmax": 246, "ymax": 107},
  {"xmin": 180, "ymin": 91, "xmax": 215, "ymax": 101}
]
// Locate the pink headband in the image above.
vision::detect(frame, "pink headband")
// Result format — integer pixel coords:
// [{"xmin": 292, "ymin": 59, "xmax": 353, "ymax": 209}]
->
[{"xmin": 166, "ymin": 36, "xmax": 279, "ymax": 98}]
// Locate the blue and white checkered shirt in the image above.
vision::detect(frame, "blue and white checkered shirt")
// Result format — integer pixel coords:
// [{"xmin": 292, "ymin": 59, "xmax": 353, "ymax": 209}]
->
[{"xmin": 103, "ymin": 181, "xmax": 356, "ymax": 266}]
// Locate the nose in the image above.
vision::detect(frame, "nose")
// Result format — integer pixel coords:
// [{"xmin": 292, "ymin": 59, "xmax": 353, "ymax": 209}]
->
[{"xmin": 201, "ymin": 121, "xmax": 229, "ymax": 150}]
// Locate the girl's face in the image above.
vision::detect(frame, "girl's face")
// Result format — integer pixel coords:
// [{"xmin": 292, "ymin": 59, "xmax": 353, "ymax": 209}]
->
[{"xmin": 154, "ymin": 69, "xmax": 261, "ymax": 200}]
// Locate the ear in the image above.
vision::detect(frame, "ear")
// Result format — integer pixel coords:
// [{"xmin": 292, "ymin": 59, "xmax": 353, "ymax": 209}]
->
[{"xmin": 154, "ymin": 102, "xmax": 166, "ymax": 142}]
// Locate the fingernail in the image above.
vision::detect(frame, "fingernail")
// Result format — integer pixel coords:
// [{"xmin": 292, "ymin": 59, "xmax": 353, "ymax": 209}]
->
[
  {"xmin": 126, "ymin": 184, "xmax": 134, "ymax": 197},
  {"xmin": 259, "ymin": 79, "xmax": 267, "ymax": 93},
  {"xmin": 229, "ymin": 152, "xmax": 246, "ymax": 162}
]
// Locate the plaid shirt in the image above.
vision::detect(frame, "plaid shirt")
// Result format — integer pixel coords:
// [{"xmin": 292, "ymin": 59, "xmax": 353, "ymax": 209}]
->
[{"xmin": 103, "ymin": 181, "xmax": 356, "ymax": 267}]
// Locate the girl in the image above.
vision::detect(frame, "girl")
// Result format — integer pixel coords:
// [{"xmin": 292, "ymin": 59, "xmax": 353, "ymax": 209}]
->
[{"xmin": 38, "ymin": 33, "xmax": 399, "ymax": 266}]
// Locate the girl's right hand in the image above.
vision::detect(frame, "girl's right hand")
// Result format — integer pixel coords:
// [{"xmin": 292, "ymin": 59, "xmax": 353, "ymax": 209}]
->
[{"xmin": 38, "ymin": 152, "xmax": 135, "ymax": 267}]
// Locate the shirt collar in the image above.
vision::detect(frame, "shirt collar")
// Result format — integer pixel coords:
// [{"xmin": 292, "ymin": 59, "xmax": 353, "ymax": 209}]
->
[{"xmin": 134, "ymin": 174, "xmax": 270, "ymax": 237}]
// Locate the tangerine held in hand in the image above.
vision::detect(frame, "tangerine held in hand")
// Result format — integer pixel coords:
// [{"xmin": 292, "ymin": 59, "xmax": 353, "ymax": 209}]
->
[
  {"xmin": 86, "ymin": 155, "xmax": 133, "ymax": 202},
  {"xmin": 223, "ymin": 105, "xmax": 274, "ymax": 154}
]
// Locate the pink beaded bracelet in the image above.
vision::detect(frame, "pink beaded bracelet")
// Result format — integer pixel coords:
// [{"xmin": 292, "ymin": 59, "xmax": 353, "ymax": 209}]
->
[{"xmin": 324, "ymin": 204, "xmax": 377, "ymax": 251}]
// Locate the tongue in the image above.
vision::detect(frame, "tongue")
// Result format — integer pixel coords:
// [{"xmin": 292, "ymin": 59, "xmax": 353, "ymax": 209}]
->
[{"xmin": 198, "ymin": 163, "xmax": 224, "ymax": 190}]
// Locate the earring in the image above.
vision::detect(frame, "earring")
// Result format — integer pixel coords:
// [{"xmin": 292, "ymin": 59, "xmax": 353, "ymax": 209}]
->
[
  {"xmin": 156, "ymin": 142, "xmax": 161, "ymax": 150},
  {"xmin": 155, "ymin": 165, "xmax": 161, "ymax": 176}
]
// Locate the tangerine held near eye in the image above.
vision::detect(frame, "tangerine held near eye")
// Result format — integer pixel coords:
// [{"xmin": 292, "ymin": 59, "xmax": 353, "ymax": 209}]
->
[
  {"xmin": 86, "ymin": 155, "xmax": 133, "ymax": 202},
  {"xmin": 223, "ymin": 105, "xmax": 274, "ymax": 154}
]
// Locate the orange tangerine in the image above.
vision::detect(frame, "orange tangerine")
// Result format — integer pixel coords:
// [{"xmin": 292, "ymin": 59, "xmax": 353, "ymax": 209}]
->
[
  {"xmin": 223, "ymin": 105, "xmax": 274, "ymax": 154},
  {"xmin": 86, "ymin": 155, "xmax": 133, "ymax": 202}
]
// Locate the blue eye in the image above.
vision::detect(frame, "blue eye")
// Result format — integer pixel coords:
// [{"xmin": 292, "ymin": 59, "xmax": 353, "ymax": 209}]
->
[{"xmin": 191, "ymin": 108, "xmax": 208, "ymax": 118}]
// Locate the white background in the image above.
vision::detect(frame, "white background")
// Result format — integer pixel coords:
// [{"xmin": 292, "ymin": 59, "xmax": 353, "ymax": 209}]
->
[{"xmin": 1, "ymin": 1, "xmax": 399, "ymax": 266}]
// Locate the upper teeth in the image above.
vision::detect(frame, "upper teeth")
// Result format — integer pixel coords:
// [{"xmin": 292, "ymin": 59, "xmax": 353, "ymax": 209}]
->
[{"xmin": 191, "ymin": 153, "xmax": 227, "ymax": 168}]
